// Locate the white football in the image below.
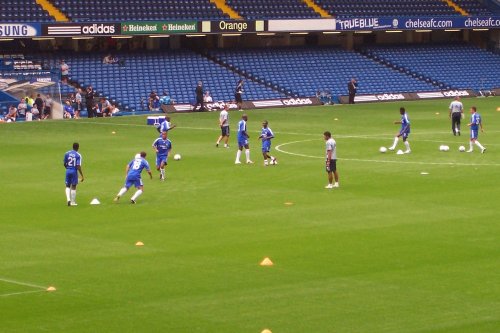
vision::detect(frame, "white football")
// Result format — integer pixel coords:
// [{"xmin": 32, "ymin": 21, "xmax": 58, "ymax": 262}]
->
[
  {"xmin": 379, "ymin": 146, "xmax": 387, "ymax": 153},
  {"xmin": 459, "ymin": 146, "xmax": 466, "ymax": 152},
  {"xmin": 174, "ymin": 154, "xmax": 181, "ymax": 160},
  {"xmin": 440, "ymin": 145, "xmax": 450, "ymax": 152}
]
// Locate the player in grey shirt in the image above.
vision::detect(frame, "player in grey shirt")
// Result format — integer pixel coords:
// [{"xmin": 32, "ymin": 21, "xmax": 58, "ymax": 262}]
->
[
  {"xmin": 449, "ymin": 96, "xmax": 464, "ymax": 136},
  {"xmin": 216, "ymin": 104, "xmax": 230, "ymax": 148},
  {"xmin": 324, "ymin": 131, "xmax": 339, "ymax": 189}
]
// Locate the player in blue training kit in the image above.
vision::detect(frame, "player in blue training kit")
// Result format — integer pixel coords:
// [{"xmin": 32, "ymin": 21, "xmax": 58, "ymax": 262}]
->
[
  {"xmin": 63, "ymin": 142, "xmax": 84, "ymax": 206},
  {"xmin": 152, "ymin": 131, "xmax": 172, "ymax": 181},
  {"xmin": 467, "ymin": 106, "xmax": 486, "ymax": 153},
  {"xmin": 258, "ymin": 120, "xmax": 277, "ymax": 166},
  {"xmin": 114, "ymin": 151, "xmax": 153, "ymax": 204},
  {"xmin": 156, "ymin": 116, "xmax": 176, "ymax": 135},
  {"xmin": 389, "ymin": 107, "xmax": 411, "ymax": 154},
  {"xmin": 235, "ymin": 114, "xmax": 253, "ymax": 164}
]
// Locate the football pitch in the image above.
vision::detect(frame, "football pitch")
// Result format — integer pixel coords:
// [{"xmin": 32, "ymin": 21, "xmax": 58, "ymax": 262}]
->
[{"xmin": 1, "ymin": 98, "xmax": 499, "ymax": 332}]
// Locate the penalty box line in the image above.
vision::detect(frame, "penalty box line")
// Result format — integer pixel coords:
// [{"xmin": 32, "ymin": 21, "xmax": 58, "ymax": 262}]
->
[{"xmin": 275, "ymin": 139, "xmax": 500, "ymax": 167}]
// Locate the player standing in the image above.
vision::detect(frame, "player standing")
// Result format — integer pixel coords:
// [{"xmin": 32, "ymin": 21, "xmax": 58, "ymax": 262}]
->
[
  {"xmin": 449, "ymin": 96, "xmax": 464, "ymax": 136},
  {"xmin": 259, "ymin": 120, "xmax": 277, "ymax": 166},
  {"xmin": 216, "ymin": 104, "xmax": 230, "ymax": 148},
  {"xmin": 467, "ymin": 106, "xmax": 486, "ymax": 153},
  {"xmin": 324, "ymin": 131, "xmax": 339, "ymax": 189},
  {"xmin": 235, "ymin": 79, "xmax": 244, "ymax": 111},
  {"xmin": 114, "ymin": 152, "xmax": 153, "ymax": 204},
  {"xmin": 152, "ymin": 131, "xmax": 172, "ymax": 181},
  {"xmin": 388, "ymin": 107, "xmax": 411, "ymax": 154},
  {"xmin": 63, "ymin": 142, "xmax": 84, "ymax": 206},
  {"xmin": 235, "ymin": 114, "xmax": 252, "ymax": 164}
]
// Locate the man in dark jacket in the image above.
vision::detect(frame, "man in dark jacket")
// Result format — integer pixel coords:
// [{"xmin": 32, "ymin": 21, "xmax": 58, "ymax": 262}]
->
[
  {"xmin": 193, "ymin": 81, "xmax": 205, "ymax": 112},
  {"xmin": 347, "ymin": 78, "xmax": 358, "ymax": 104},
  {"xmin": 85, "ymin": 86, "xmax": 96, "ymax": 118}
]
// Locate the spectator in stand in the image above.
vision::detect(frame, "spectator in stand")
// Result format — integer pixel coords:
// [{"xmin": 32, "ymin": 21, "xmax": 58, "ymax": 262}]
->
[
  {"xmin": 235, "ymin": 79, "xmax": 244, "ymax": 111},
  {"xmin": 63, "ymin": 100, "xmax": 75, "ymax": 119},
  {"xmin": 75, "ymin": 89, "xmax": 83, "ymax": 119},
  {"xmin": 103, "ymin": 53, "xmax": 124, "ymax": 66},
  {"xmin": 34, "ymin": 94, "xmax": 44, "ymax": 116},
  {"xmin": 347, "ymin": 78, "xmax": 358, "ymax": 104},
  {"xmin": 43, "ymin": 94, "xmax": 53, "ymax": 120},
  {"xmin": 31, "ymin": 104, "xmax": 40, "ymax": 121},
  {"xmin": 100, "ymin": 98, "xmax": 112, "ymax": 117},
  {"xmin": 5, "ymin": 105, "xmax": 17, "ymax": 122},
  {"xmin": 85, "ymin": 85, "xmax": 96, "ymax": 118},
  {"xmin": 110, "ymin": 103, "xmax": 120, "ymax": 115},
  {"xmin": 193, "ymin": 81, "xmax": 205, "ymax": 112},
  {"xmin": 148, "ymin": 90, "xmax": 160, "ymax": 111},
  {"xmin": 17, "ymin": 98, "xmax": 27, "ymax": 118},
  {"xmin": 204, "ymin": 91, "xmax": 213, "ymax": 103},
  {"xmin": 60, "ymin": 60, "xmax": 70, "ymax": 83}
]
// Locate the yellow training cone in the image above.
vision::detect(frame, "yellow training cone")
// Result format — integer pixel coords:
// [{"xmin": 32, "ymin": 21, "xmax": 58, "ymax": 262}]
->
[
  {"xmin": 46, "ymin": 286, "xmax": 56, "ymax": 292},
  {"xmin": 261, "ymin": 329, "xmax": 272, "ymax": 333},
  {"xmin": 260, "ymin": 257, "xmax": 273, "ymax": 266},
  {"xmin": 135, "ymin": 241, "xmax": 144, "ymax": 246}
]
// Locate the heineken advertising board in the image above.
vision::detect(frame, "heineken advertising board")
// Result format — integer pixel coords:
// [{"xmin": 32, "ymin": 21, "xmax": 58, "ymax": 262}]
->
[{"xmin": 121, "ymin": 21, "xmax": 198, "ymax": 35}]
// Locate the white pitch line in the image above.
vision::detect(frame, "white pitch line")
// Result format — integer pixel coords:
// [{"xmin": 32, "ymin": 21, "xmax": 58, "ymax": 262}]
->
[
  {"xmin": 0, "ymin": 290, "xmax": 45, "ymax": 297},
  {"xmin": 0, "ymin": 277, "xmax": 47, "ymax": 290},
  {"xmin": 275, "ymin": 140, "xmax": 500, "ymax": 167}
]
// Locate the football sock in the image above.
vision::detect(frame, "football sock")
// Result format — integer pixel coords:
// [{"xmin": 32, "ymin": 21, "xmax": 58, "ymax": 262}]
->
[
  {"xmin": 469, "ymin": 142, "xmax": 474, "ymax": 151},
  {"xmin": 235, "ymin": 150, "xmax": 241, "ymax": 163},
  {"xmin": 70, "ymin": 190, "xmax": 76, "ymax": 203},
  {"xmin": 160, "ymin": 168, "xmax": 165, "ymax": 179},
  {"xmin": 117, "ymin": 187, "xmax": 127, "ymax": 197},
  {"xmin": 245, "ymin": 149, "xmax": 250, "ymax": 162},
  {"xmin": 404, "ymin": 141, "xmax": 410, "ymax": 151},
  {"xmin": 65, "ymin": 188, "xmax": 71, "ymax": 202},
  {"xmin": 390, "ymin": 137, "xmax": 398, "ymax": 149},
  {"xmin": 475, "ymin": 141, "xmax": 485, "ymax": 150},
  {"xmin": 131, "ymin": 190, "xmax": 143, "ymax": 201}
]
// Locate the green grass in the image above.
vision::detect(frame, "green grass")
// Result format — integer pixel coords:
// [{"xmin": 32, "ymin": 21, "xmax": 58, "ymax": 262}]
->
[{"xmin": 1, "ymin": 98, "xmax": 499, "ymax": 332}]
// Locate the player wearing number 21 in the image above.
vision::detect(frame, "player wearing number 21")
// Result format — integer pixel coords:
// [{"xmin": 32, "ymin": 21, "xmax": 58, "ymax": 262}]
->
[
  {"xmin": 64, "ymin": 142, "xmax": 85, "ymax": 206},
  {"xmin": 324, "ymin": 131, "xmax": 339, "ymax": 189},
  {"xmin": 114, "ymin": 152, "xmax": 152, "ymax": 204}
]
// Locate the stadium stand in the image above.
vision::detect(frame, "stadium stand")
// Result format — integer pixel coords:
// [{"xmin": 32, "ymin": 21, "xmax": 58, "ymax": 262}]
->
[
  {"xmin": 208, "ymin": 47, "xmax": 439, "ymax": 99},
  {"xmin": 453, "ymin": 0, "xmax": 495, "ymax": 15},
  {"xmin": 226, "ymin": 0, "xmax": 320, "ymax": 19},
  {"xmin": 52, "ymin": 0, "xmax": 229, "ymax": 21},
  {"xmin": 28, "ymin": 50, "xmax": 285, "ymax": 112},
  {"xmin": 363, "ymin": 43, "xmax": 500, "ymax": 91},
  {"xmin": 0, "ymin": 0, "xmax": 54, "ymax": 22},
  {"xmin": 315, "ymin": 0, "xmax": 462, "ymax": 18}
]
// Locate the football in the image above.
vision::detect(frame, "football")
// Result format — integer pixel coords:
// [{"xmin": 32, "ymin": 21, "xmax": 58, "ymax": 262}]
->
[
  {"xmin": 270, "ymin": 159, "xmax": 278, "ymax": 165},
  {"xmin": 174, "ymin": 154, "xmax": 181, "ymax": 160},
  {"xmin": 459, "ymin": 146, "xmax": 466, "ymax": 152},
  {"xmin": 439, "ymin": 145, "xmax": 450, "ymax": 152},
  {"xmin": 379, "ymin": 146, "xmax": 387, "ymax": 153}
]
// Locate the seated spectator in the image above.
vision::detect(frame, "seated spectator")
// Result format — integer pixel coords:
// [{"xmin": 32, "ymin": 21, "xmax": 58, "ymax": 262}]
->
[
  {"xmin": 63, "ymin": 100, "xmax": 75, "ymax": 119},
  {"xmin": 148, "ymin": 90, "xmax": 159, "ymax": 111},
  {"xmin": 5, "ymin": 105, "xmax": 17, "ymax": 122},
  {"xmin": 17, "ymin": 98, "xmax": 27, "ymax": 117},
  {"xmin": 203, "ymin": 91, "xmax": 213, "ymax": 103},
  {"xmin": 43, "ymin": 94, "xmax": 53, "ymax": 120},
  {"xmin": 110, "ymin": 104, "xmax": 120, "ymax": 115},
  {"xmin": 103, "ymin": 53, "xmax": 125, "ymax": 66},
  {"xmin": 34, "ymin": 94, "xmax": 44, "ymax": 116},
  {"xmin": 60, "ymin": 60, "xmax": 70, "ymax": 83},
  {"xmin": 31, "ymin": 104, "xmax": 40, "ymax": 121},
  {"xmin": 100, "ymin": 98, "xmax": 112, "ymax": 117},
  {"xmin": 159, "ymin": 91, "xmax": 174, "ymax": 113}
]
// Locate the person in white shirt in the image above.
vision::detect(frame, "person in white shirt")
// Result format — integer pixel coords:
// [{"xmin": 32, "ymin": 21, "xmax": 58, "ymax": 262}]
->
[
  {"xmin": 216, "ymin": 104, "xmax": 230, "ymax": 148},
  {"xmin": 203, "ymin": 91, "xmax": 213, "ymax": 103},
  {"xmin": 324, "ymin": 131, "xmax": 339, "ymax": 189},
  {"xmin": 449, "ymin": 96, "xmax": 464, "ymax": 136}
]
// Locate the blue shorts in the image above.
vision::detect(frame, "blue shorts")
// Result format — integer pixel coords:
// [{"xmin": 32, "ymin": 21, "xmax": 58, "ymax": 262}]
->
[
  {"xmin": 156, "ymin": 155, "xmax": 168, "ymax": 167},
  {"xmin": 65, "ymin": 169, "xmax": 78, "ymax": 187},
  {"xmin": 125, "ymin": 177, "xmax": 143, "ymax": 189},
  {"xmin": 470, "ymin": 129, "xmax": 478, "ymax": 140},
  {"xmin": 262, "ymin": 142, "xmax": 271, "ymax": 153},
  {"xmin": 238, "ymin": 137, "xmax": 248, "ymax": 147},
  {"xmin": 399, "ymin": 131, "xmax": 410, "ymax": 141}
]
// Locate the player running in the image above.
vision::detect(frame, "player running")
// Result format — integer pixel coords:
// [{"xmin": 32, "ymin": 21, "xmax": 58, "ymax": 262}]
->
[
  {"xmin": 114, "ymin": 152, "xmax": 153, "ymax": 204},
  {"xmin": 63, "ymin": 142, "xmax": 84, "ymax": 206},
  {"xmin": 388, "ymin": 107, "xmax": 411, "ymax": 154},
  {"xmin": 235, "ymin": 114, "xmax": 252, "ymax": 164},
  {"xmin": 152, "ymin": 131, "xmax": 172, "ymax": 181},
  {"xmin": 156, "ymin": 116, "xmax": 176, "ymax": 135},
  {"xmin": 258, "ymin": 120, "xmax": 277, "ymax": 166},
  {"xmin": 216, "ymin": 104, "xmax": 230, "ymax": 148},
  {"xmin": 467, "ymin": 106, "xmax": 486, "ymax": 153}
]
